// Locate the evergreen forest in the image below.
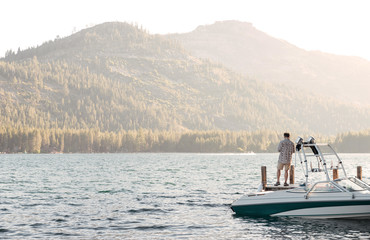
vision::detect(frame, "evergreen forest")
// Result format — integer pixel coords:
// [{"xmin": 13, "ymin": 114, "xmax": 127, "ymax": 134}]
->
[{"xmin": 0, "ymin": 127, "xmax": 368, "ymax": 153}]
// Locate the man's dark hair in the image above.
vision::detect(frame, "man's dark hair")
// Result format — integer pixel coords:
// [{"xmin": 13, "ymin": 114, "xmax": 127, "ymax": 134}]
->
[{"xmin": 284, "ymin": 132, "xmax": 290, "ymax": 138}]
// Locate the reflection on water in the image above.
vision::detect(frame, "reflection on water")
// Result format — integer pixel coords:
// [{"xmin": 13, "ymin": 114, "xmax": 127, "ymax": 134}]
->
[
  {"xmin": 235, "ymin": 215, "xmax": 370, "ymax": 239},
  {"xmin": 0, "ymin": 153, "xmax": 369, "ymax": 239}
]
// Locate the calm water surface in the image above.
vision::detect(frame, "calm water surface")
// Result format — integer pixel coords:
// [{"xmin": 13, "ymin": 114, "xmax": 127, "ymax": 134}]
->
[{"xmin": 0, "ymin": 153, "xmax": 369, "ymax": 239}]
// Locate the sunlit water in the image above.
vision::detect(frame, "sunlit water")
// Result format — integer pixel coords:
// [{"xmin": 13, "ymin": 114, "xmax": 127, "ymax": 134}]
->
[{"xmin": 0, "ymin": 153, "xmax": 369, "ymax": 239}]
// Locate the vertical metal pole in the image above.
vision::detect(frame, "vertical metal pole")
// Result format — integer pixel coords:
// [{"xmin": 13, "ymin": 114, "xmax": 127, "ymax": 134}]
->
[
  {"xmin": 297, "ymin": 150, "xmax": 306, "ymax": 179},
  {"xmin": 302, "ymin": 147, "xmax": 309, "ymax": 187},
  {"xmin": 316, "ymin": 145, "xmax": 330, "ymax": 181},
  {"xmin": 328, "ymin": 144, "xmax": 347, "ymax": 178}
]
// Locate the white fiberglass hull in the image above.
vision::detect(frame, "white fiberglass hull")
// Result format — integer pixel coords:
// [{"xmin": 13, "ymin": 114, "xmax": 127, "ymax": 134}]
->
[{"xmin": 271, "ymin": 205, "xmax": 370, "ymax": 219}]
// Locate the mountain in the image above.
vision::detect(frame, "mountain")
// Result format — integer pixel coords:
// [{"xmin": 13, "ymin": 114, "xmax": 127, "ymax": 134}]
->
[
  {"xmin": 168, "ymin": 20, "xmax": 370, "ymax": 105},
  {"xmin": 0, "ymin": 22, "xmax": 369, "ymax": 135}
]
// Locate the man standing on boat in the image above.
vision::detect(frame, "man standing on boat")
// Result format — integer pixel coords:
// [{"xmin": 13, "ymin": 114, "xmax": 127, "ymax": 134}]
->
[{"xmin": 275, "ymin": 133, "xmax": 295, "ymax": 186}]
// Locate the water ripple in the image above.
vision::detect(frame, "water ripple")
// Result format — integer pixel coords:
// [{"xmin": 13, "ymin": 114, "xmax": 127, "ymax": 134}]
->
[
  {"xmin": 127, "ymin": 208, "xmax": 170, "ymax": 214},
  {"xmin": 0, "ymin": 153, "xmax": 369, "ymax": 239},
  {"xmin": 135, "ymin": 225, "xmax": 173, "ymax": 230}
]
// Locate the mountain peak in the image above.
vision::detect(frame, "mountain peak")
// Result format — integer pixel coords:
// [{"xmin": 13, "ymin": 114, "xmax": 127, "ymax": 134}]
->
[
  {"xmin": 169, "ymin": 20, "xmax": 370, "ymax": 105},
  {"xmin": 76, "ymin": 21, "xmax": 150, "ymax": 41},
  {"xmin": 6, "ymin": 21, "xmax": 185, "ymax": 61},
  {"xmin": 190, "ymin": 21, "xmax": 265, "ymax": 40},
  {"xmin": 194, "ymin": 20, "xmax": 255, "ymax": 32}
]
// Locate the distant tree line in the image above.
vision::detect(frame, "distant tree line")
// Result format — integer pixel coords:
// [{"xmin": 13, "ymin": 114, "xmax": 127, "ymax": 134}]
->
[
  {"xmin": 0, "ymin": 127, "xmax": 282, "ymax": 153},
  {"xmin": 334, "ymin": 129, "xmax": 370, "ymax": 153},
  {"xmin": 0, "ymin": 127, "xmax": 369, "ymax": 153}
]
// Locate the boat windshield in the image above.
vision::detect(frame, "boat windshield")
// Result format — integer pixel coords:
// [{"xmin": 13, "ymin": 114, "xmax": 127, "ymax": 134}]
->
[
  {"xmin": 288, "ymin": 187, "xmax": 307, "ymax": 193},
  {"xmin": 310, "ymin": 182, "xmax": 342, "ymax": 193},
  {"xmin": 334, "ymin": 179, "xmax": 366, "ymax": 192}
]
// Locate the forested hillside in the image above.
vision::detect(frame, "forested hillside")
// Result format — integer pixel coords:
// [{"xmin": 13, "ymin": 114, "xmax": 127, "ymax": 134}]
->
[
  {"xmin": 169, "ymin": 21, "xmax": 370, "ymax": 105},
  {"xmin": 0, "ymin": 22, "xmax": 369, "ymax": 144}
]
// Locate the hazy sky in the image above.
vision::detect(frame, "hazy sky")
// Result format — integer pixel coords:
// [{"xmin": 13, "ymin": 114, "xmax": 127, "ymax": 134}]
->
[{"xmin": 1, "ymin": 0, "xmax": 370, "ymax": 60}]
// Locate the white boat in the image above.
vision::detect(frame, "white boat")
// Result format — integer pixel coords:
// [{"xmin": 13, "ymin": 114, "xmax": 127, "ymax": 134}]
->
[{"xmin": 231, "ymin": 137, "xmax": 370, "ymax": 219}]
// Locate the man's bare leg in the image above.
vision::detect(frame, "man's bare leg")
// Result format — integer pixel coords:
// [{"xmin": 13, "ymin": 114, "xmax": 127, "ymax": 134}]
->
[
  {"xmin": 276, "ymin": 169, "xmax": 281, "ymax": 185},
  {"xmin": 284, "ymin": 169, "xmax": 289, "ymax": 185}
]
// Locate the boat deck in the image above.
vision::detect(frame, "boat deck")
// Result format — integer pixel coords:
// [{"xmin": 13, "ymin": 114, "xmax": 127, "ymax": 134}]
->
[{"xmin": 265, "ymin": 184, "xmax": 300, "ymax": 191}]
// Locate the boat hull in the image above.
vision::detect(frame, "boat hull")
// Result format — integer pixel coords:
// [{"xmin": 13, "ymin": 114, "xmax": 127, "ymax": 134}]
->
[{"xmin": 231, "ymin": 196, "xmax": 370, "ymax": 219}]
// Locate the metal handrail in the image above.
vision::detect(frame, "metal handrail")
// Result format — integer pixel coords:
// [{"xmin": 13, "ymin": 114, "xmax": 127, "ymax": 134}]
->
[{"xmin": 348, "ymin": 177, "xmax": 370, "ymax": 190}]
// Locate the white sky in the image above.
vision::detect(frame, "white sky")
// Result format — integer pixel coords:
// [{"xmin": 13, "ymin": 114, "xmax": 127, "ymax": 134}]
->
[{"xmin": 1, "ymin": 0, "xmax": 370, "ymax": 60}]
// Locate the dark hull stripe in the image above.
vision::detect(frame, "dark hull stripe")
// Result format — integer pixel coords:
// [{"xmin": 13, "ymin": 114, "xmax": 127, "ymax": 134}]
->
[
  {"xmin": 275, "ymin": 211, "xmax": 370, "ymax": 218},
  {"xmin": 231, "ymin": 200, "xmax": 370, "ymax": 216}
]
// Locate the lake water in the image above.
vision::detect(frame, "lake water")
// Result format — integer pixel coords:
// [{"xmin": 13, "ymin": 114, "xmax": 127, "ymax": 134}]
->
[{"xmin": 0, "ymin": 153, "xmax": 369, "ymax": 239}]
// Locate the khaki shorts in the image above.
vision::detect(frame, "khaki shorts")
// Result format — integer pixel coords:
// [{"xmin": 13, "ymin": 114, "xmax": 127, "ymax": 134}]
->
[{"xmin": 277, "ymin": 162, "xmax": 291, "ymax": 171}]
